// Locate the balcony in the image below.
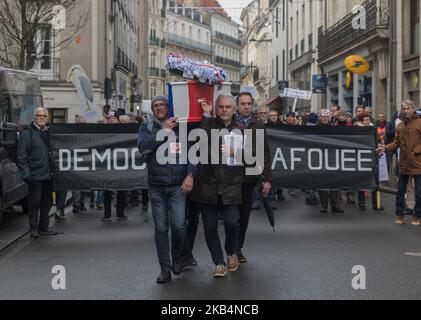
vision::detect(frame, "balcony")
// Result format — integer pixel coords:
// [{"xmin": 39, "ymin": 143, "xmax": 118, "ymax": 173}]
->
[
  {"xmin": 214, "ymin": 56, "xmax": 241, "ymax": 68},
  {"xmin": 165, "ymin": 32, "xmax": 212, "ymax": 54},
  {"xmin": 31, "ymin": 58, "xmax": 60, "ymax": 81},
  {"xmin": 213, "ymin": 31, "xmax": 241, "ymax": 46},
  {"xmin": 318, "ymin": 0, "xmax": 389, "ymax": 61},
  {"xmin": 150, "ymin": 37, "xmax": 165, "ymax": 48},
  {"xmin": 149, "ymin": 67, "xmax": 166, "ymax": 78}
]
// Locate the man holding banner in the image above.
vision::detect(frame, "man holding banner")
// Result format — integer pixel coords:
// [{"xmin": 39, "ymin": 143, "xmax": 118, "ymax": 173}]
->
[
  {"xmin": 138, "ymin": 96, "xmax": 196, "ymax": 284},
  {"xmin": 380, "ymin": 100, "xmax": 421, "ymax": 226}
]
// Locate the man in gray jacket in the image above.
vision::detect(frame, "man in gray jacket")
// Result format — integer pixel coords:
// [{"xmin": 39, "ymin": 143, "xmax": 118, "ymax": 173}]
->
[{"xmin": 17, "ymin": 107, "xmax": 57, "ymax": 239}]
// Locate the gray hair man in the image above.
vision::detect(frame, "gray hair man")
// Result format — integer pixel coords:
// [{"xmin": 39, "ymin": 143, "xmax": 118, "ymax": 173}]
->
[{"xmin": 17, "ymin": 107, "xmax": 57, "ymax": 238}]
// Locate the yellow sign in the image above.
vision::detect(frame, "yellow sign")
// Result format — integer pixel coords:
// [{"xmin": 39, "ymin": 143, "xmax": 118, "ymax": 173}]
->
[
  {"xmin": 345, "ymin": 71, "xmax": 353, "ymax": 89},
  {"xmin": 344, "ymin": 55, "xmax": 370, "ymax": 75}
]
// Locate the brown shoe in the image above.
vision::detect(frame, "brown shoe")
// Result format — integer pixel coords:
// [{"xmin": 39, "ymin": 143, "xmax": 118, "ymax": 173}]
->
[
  {"xmin": 395, "ymin": 215, "xmax": 405, "ymax": 225},
  {"xmin": 213, "ymin": 265, "xmax": 227, "ymax": 278},
  {"xmin": 227, "ymin": 255, "xmax": 240, "ymax": 272},
  {"xmin": 411, "ymin": 217, "xmax": 421, "ymax": 226}
]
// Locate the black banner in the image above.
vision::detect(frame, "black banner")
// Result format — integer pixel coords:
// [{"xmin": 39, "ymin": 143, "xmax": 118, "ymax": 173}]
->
[
  {"xmin": 50, "ymin": 124, "xmax": 377, "ymax": 191},
  {"xmin": 50, "ymin": 124, "xmax": 147, "ymax": 191},
  {"xmin": 267, "ymin": 124, "xmax": 377, "ymax": 190}
]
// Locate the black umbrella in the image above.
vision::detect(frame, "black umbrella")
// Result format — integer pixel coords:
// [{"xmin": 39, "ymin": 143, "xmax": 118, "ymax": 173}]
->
[{"xmin": 259, "ymin": 175, "xmax": 275, "ymax": 233}]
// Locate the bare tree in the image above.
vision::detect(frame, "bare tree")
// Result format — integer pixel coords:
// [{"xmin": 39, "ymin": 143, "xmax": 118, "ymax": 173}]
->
[{"xmin": 0, "ymin": 0, "xmax": 89, "ymax": 70}]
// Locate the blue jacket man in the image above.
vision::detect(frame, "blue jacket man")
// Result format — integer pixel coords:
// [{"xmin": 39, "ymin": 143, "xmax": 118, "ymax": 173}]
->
[
  {"xmin": 138, "ymin": 95, "xmax": 196, "ymax": 284},
  {"xmin": 17, "ymin": 107, "xmax": 57, "ymax": 238}
]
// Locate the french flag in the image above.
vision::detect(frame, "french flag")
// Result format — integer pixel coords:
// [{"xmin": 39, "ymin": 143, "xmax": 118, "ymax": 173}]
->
[{"xmin": 168, "ymin": 81, "xmax": 232, "ymax": 122}]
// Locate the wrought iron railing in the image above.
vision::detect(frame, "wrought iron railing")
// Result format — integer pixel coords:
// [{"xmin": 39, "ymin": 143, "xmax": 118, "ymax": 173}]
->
[
  {"xmin": 318, "ymin": 0, "xmax": 389, "ymax": 60},
  {"xmin": 165, "ymin": 33, "xmax": 212, "ymax": 53},
  {"xmin": 214, "ymin": 31, "xmax": 241, "ymax": 46},
  {"xmin": 214, "ymin": 56, "xmax": 241, "ymax": 68}
]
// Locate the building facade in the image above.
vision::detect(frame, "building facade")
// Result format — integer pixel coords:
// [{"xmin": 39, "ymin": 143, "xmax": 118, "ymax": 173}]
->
[
  {"xmin": 394, "ymin": 0, "xmax": 421, "ymax": 114},
  {"xmin": 241, "ymin": 0, "xmax": 272, "ymax": 105},
  {"xmin": 318, "ymin": 0, "xmax": 390, "ymax": 115},
  {"xmin": 165, "ymin": 0, "xmax": 213, "ymax": 83},
  {"xmin": 30, "ymin": 0, "xmax": 148, "ymax": 122},
  {"xmin": 147, "ymin": 0, "xmax": 167, "ymax": 99},
  {"xmin": 209, "ymin": 12, "xmax": 242, "ymax": 95}
]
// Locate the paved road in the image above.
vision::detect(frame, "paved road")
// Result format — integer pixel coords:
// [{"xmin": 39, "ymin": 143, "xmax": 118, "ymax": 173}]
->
[{"xmin": 1, "ymin": 193, "xmax": 421, "ymax": 300}]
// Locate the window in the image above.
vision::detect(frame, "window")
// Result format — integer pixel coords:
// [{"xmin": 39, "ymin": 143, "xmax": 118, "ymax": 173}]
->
[
  {"xmin": 150, "ymin": 52, "xmax": 156, "ymax": 68},
  {"xmin": 33, "ymin": 25, "xmax": 53, "ymax": 70},
  {"xmin": 50, "ymin": 109, "xmax": 66, "ymax": 124},
  {"xmin": 150, "ymin": 82, "xmax": 157, "ymax": 98}
]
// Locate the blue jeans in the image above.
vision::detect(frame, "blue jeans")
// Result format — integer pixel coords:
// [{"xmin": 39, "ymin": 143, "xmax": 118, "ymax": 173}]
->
[
  {"xmin": 201, "ymin": 197, "xmax": 240, "ymax": 266},
  {"xmin": 396, "ymin": 174, "xmax": 421, "ymax": 217},
  {"xmin": 149, "ymin": 185, "xmax": 187, "ymax": 273}
]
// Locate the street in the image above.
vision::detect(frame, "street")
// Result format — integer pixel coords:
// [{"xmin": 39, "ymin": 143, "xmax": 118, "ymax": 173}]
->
[{"xmin": 1, "ymin": 192, "xmax": 421, "ymax": 300}]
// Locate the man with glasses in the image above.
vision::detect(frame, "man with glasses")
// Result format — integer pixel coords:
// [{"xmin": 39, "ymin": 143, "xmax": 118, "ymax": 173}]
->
[
  {"xmin": 17, "ymin": 107, "xmax": 57, "ymax": 239},
  {"xmin": 138, "ymin": 96, "xmax": 195, "ymax": 284}
]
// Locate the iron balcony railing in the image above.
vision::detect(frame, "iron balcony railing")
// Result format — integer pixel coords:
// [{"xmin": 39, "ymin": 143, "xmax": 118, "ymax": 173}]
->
[
  {"xmin": 150, "ymin": 37, "xmax": 165, "ymax": 48},
  {"xmin": 165, "ymin": 33, "xmax": 212, "ymax": 53},
  {"xmin": 149, "ymin": 67, "xmax": 166, "ymax": 78},
  {"xmin": 213, "ymin": 31, "xmax": 241, "ymax": 46},
  {"xmin": 214, "ymin": 56, "xmax": 241, "ymax": 68},
  {"xmin": 318, "ymin": 0, "xmax": 389, "ymax": 60}
]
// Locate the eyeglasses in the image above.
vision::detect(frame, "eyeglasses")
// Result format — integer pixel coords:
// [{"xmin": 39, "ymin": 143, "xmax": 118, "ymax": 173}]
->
[
  {"xmin": 35, "ymin": 115, "xmax": 48, "ymax": 118},
  {"xmin": 153, "ymin": 102, "xmax": 167, "ymax": 108}
]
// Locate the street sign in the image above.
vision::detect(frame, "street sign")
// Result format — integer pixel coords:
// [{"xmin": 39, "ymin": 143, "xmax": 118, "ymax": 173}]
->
[
  {"xmin": 282, "ymin": 88, "xmax": 312, "ymax": 113},
  {"xmin": 283, "ymin": 88, "xmax": 312, "ymax": 100},
  {"xmin": 312, "ymin": 75, "xmax": 327, "ymax": 94}
]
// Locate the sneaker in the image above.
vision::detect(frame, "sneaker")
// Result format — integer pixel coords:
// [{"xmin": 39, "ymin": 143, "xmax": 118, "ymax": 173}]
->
[
  {"xmin": 172, "ymin": 261, "xmax": 184, "ymax": 275},
  {"xmin": 395, "ymin": 215, "xmax": 405, "ymax": 225},
  {"xmin": 39, "ymin": 230, "xmax": 58, "ymax": 236},
  {"xmin": 251, "ymin": 203, "xmax": 261, "ymax": 210},
  {"xmin": 30, "ymin": 230, "xmax": 40, "ymax": 239},
  {"xmin": 238, "ymin": 250, "xmax": 248, "ymax": 263},
  {"xmin": 189, "ymin": 256, "xmax": 198, "ymax": 267},
  {"xmin": 411, "ymin": 217, "xmax": 421, "ymax": 226},
  {"xmin": 101, "ymin": 217, "xmax": 112, "ymax": 222},
  {"xmin": 54, "ymin": 213, "xmax": 65, "ymax": 221},
  {"xmin": 156, "ymin": 271, "xmax": 172, "ymax": 284},
  {"xmin": 181, "ymin": 260, "xmax": 192, "ymax": 271},
  {"xmin": 213, "ymin": 265, "xmax": 227, "ymax": 278},
  {"xmin": 117, "ymin": 216, "xmax": 128, "ymax": 221},
  {"xmin": 332, "ymin": 206, "xmax": 345, "ymax": 213},
  {"xmin": 227, "ymin": 255, "xmax": 240, "ymax": 272},
  {"xmin": 96, "ymin": 204, "xmax": 103, "ymax": 210}
]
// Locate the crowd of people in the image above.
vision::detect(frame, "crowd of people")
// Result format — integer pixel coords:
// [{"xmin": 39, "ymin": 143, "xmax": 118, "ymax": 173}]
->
[{"xmin": 15, "ymin": 93, "xmax": 421, "ymax": 285}]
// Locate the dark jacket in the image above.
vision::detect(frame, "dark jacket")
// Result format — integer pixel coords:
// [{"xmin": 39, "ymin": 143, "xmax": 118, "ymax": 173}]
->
[
  {"xmin": 236, "ymin": 114, "xmax": 272, "ymax": 185},
  {"xmin": 385, "ymin": 114, "xmax": 421, "ymax": 175},
  {"xmin": 138, "ymin": 118, "xmax": 195, "ymax": 186},
  {"xmin": 191, "ymin": 117, "xmax": 243, "ymax": 205},
  {"xmin": 17, "ymin": 123, "xmax": 51, "ymax": 182}
]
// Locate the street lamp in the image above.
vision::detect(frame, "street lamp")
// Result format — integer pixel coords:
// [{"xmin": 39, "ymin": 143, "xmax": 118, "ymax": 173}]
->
[{"xmin": 136, "ymin": 105, "xmax": 140, "ymax": 116}]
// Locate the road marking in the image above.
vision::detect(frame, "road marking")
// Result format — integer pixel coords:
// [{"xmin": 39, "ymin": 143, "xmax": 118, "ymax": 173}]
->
[{"xmin": 404, "ymin": 252, "xmax": 421, "ymax": 257}]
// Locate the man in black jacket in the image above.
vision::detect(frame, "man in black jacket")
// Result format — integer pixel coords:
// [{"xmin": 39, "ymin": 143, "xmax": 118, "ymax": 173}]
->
[{"xmin": 17, "ymin": 107, "xmax": 57, "ymax": 239}]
